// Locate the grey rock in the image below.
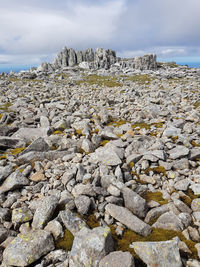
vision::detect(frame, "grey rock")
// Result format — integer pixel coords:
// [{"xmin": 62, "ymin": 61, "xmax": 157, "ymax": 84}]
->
[
  {"xmin": 190, "ymin": 184, "xmax": 200, "ymax": 195},
  {"xmin": 131, "ymin": 240, "xmax": 182, "ymax": 267},
  {"xmin": 3, "ymin": 230, "xmax": 55, "ymax": 266},
  {"xmin": 0, "ymin": 164, "xmax": 13, "ymax": 182},
  {"xmin": 89, "ymin": 146, "xmax": 122, "ymax": 166},
  {"xmin": 59, "ymin": 209, "xmax": 88, "ymax": 235},
  {"xmin": 174, "ymin": 178, "xmax": 191, "ymax": 191},
  {"xmin": 12, "ymin": 206, "xmax": 33, "ymax": 224},
  {"xmin": 19, "ymin": 137, "xmax": 50, "ymax": 155},
  {"xmin": 44, "ymin": 220, "xmax": 64, "ymax": 241},
  {"xmin": 99, "ymin": 251, "xmax": 135, "ymax": 267},
  {"xmin": 12, "ymin": 127, "xmax": 49, "ymax": 142},
  {"xmin": 168, "ymin": 145, "xmax": 189, "ymax": 159},
  {"xmin": 191, "ymin": 198, "xmax": 200, "ymax": 212},
  {"xmin": 0, "ymin": 227, "xmax": 8, "ymax": 243},
  {"xmin": 0, "ymin": 207, "xmax": 10, "ymax": 222},
  {"xmin": 75, "ymin": 195, "xmax": 91, "ymax": 215},
  {"xmin": 32, "ymin": 195, "xmax": 59, "ymax": 229},
  {"xmin": 122, "ymin": 187, "xmax": 148, "ymax": 218},
  {"xmin": 0, "ymin": 171, "xmax": 29, "ymax": 194},
  {"xmin": 153, "ymin": 211, "xmax": 184, "ymax": 231},
  {"xmin": 144, "ymin": 204, "xmax": 170, "ymax": 224},
  {"xmin": 0, "ymin": 136, "xmax": 25, "ymax": 150},
  {"xmin": 105, "ymin": 203, "xmax": 152, "ymax": 236},
  {"xmin": 189, "ymin": 148, "xmax": 200, "ymax": 160},
  {"xmin": 72, "ymin": 184, "xmax": 96, "ymax": 197},
  {"xmin": 69, "ymin": 226, "xmax": 114, "ymax": 267}
]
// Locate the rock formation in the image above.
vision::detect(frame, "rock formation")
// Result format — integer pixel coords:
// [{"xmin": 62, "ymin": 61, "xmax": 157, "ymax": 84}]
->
[{"xmin": 37, "ymin": 46, "xmax": 157, "ymax": 72}]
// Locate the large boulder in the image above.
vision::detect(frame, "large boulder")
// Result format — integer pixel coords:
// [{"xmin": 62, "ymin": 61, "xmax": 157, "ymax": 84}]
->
[
  {"xmin": 3, "ymin": 230, "xmax": 55, "ymax": 266},
  {"xmin": 69, "ymin": 226, "xmax": 114, "ymax": 267},
  {"xmin": 99, "ymin": 251, "xmax": 135, "ymax": 267},
  {"xmin": 131, "ymin": 240, "xmax": 182, "ymax": 267}
]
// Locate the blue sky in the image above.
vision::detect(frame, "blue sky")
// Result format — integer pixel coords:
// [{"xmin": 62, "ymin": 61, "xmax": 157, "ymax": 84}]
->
[{"xmin": 0, "ymin": 0, "xmax": 200, "ymax": 68}]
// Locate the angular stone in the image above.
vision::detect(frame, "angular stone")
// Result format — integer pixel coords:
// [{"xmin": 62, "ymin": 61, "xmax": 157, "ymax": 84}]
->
[
  {"xmin": 144, "ymin": 204, "xmax": 170, "ymax": 224},
  {"xmin": 12, "ymin": 206, "xmax": 33, "ymax": 224},
  {"xmin": 3, "ymin": 230, "xmax": 55, "ymax": 266},
  {"xmin": 0, "ymin": 137, "xmax": 25, "ymax": 149},
  {"xmin": 72, "ymin": 184, "xmax": 96, "ymax": 197},
  {"xmin": 105, "ymin": 203, "xmax": 152, "ymax": 236},
  {"xmin": 191, "ymin": 198, "xmax": 200, "ymax": 212},
  {"xmin": 75, "ymin": 195, "xmax": 91, "ymax": 215},
  {"xmin": 153, "ymin": 211, "xmax": 184, "ymax": 231},
  {"xmin": 131, "ymin": 240, "xmax": 182, "ymax": 267},
  {"xmin": 89, "ymin": 146, "xmax": 122, "ymax": 166},
  {"xmin": 190, "ymin": 184, "xmax": 200, "ymax": 195},
  {"xmin": 0, "ymin": 171, "xmax": 29, "ymax": 194},
  {"xmin": 0, "ymin": 228, "xmax": 8, "ymax": 243},
  {"xmin": 0, "ymin": 207, "xmax": 10, "ymax": 222},
  {"xmin": 58, "ymin": 209, "xmax": 88, "ymax": 235},
  {"xmin": 168, "ymin": 145, "xmax": 189, "ymax": 159},
  {"xmin": 12, "ymin": 127, "xmax": 49, "ymax": 143},
  {"xmin": 32, "ymin": 195, "xmax": 59, "ymax": 229},
  {"xmin": 0, "ymin": 164, "xmax": 13, "ymax": 183},
  {"xmin": 174, "ymin": 178, "xmax": 191, "ymax": 191},
  {"xmin": 19, "ymin": 137, "xmax": 50, "ymax": 156},
  {"xmin": 44, "ymin": 220, "xmax": 64, "ymax": 240},
  {"xmin": 69, "ymin": 226, "xmax": 114, "ymax": 267},
  {"xmin": 122, "ymin": 187, "xmax": 148, "ymax": 218},
  {"xmin": 99, "ymin": 251, "xmax": 135, "ymax": 267},
  {"xmin": 189, "ymin": 148, "xmax": 200, "ymax": 160}
]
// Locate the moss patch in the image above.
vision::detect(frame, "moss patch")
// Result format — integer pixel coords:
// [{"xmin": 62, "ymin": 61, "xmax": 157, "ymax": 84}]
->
[
  {"xmin": 76, "ymin": 74, "xmax": 122, "ymax": 88},
  {"xmin": 52, "ymin": 130, "xmax": 63, "ymax": 135},
  {"xmin": 56, "ymin": 229, "xmax": 74, "ymax": 251},
  {"xmin": 142, "ymin": 191, "xmax": 168, "ymax": 205},
  {"xmin": 122, "ymin": 74, "xmax": 155, "ymax": 85},
  {"xmin": 191, "ymin": 140, "xmax": 200, "ymax": 147},
  {"xmin": 194, "ymin": 101, "xmax": 200, "ymax": 109},
  {"xmin": 131, "ymin": 122, "xmax": 163, "ymax": 130},
  {"xmin": 82, "ymin": 213, "xmax": 100, "ymax": 229},
  {"xmin": 110, "ymin": 226, "xmax": 197, "ymax": 261},
  {"xmin": 107, "ymin": 119, "xmax": 127, "ymax": 127},
  {"xmin": 9, "ymin": 147, "xmax": 25, "ymax": 155},
  {"xmin": 145, "ymin": 166, "xmax": 166, "ymax": 176},
  {"xmin": 0, "ymin": 102, "xmax": 12, "ymax": 112}
]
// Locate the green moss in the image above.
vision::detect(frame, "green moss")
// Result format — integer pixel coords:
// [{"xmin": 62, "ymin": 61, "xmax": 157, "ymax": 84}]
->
[
  {"xmin": 145, "ymin": 166, "xmax": 166, "ymax": 176},
  {"xmin": 107, "ymin": 119, "xmax": 127, "ymax": 127},
  {"xmin": 121, "ymin": 74, "xmax": 155, "ymax": 85},
  {"xmin": 9, "ymin": 147, "xmax": 25, "ymax": 155},
  {"xmin": 76, "ymin": 74, "xmax": 122, "ymax": 88},
  {"xmin": 185, "ymin": 189, "xmax": 200, "ymax": 200},
  {"xmin": 191, "ymin": 140, "xmax": 200, "ymax": 147},
  {"xmin": 82, "ymin": 213, "xmax": 100, "ymax": 229},
  {"xmin": 52, "ymin": 130, "xmax": 63, "ymax": 135},
  {"xmin": 194, "ymin": 101, "xmax": 200, "ymax": 109},
  {"xmin": 131, "ymin": 122, "xmax": 163, "ymax": 130},
  {"xmin": 100, "ymin": 140, "xmax": 110, "ymax": 146},
  {"xmin": 0, "ymin": 102, "xmax": 12, "ymax": 112},
  {"xmin": 56, "ymin": 229, "xmax": 74, "ymax": 251},
  {"xmin": 111, "ymin": 226, "xmax": 197, "ymax": 260},
  {"xmin": 180, "ymin": 194, "xmax": 192, "ymax": 206},
  {"xmin": 142, "ymin": 191, "xmax": 168, "ymax": 205}
]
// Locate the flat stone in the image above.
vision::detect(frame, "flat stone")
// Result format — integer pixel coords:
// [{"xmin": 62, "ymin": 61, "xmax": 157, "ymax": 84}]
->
[
  {"xmin": 74, "ymin": 195, "xmax": 91, "ymax": 215},
  {"xmin": 174, "ymin": 178, "xmax": 191, "ymax": 191},
  {"xmin": 3, "ymin": 230, "xmax": 54, "ymax": 266},
  {"xmin": 29, "ymin": 171, "xmax": 46, "ymax": 182},
  {"xmin": 0, "ymin": 164, "xmax": 13, "ymax": 183},
  {"xmin": 32, "ymin": 195, "xmax": 59, "ymax": 229},
  {"xmin": 168, "ymin": 145, "xmax": 189, "ymax": 159},
  {"xmin": 122, "ymin": 187, "xmax": 148, "ymax": 218},
  {"xmin": 89, "ymin": 146, "xmax": 122, "ymax": 166},
  {"xmin": 0, "ymin": 137, "xmax": 25, "ymax": 149},
  {"xmin": 190, "ymin": 184, "xmax": 200, "ymax": 195},
  {"xmin": 19, "ymin": 137, "xmax": 50, "ymax": 156},
  {"xmin": 105, "ymin": 203, "xmax": 152, "ymax": 236},
  {"xmin": 99, "ymin": 251, "xmax": 135, "ymax": 267},
  {"xmin": 131, "ymin": 240, "xmax": 182, "ymax": 267},
  {"xmin": 69, "ymin": 226, "xmax": 114, "ymax": 267},
  {"xmin": 12, "ymin": 127, "xmax": 49, "ymax": 143},
  {"xmin": 0, "ymin": 171, "xmax": 29, "ymax": 194}
]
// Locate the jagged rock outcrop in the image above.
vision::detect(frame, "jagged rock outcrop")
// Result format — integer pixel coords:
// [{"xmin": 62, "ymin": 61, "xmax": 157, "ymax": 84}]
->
[{"xmin": 37, "ymin": 46, "xmax": 157, "ymax": 72}]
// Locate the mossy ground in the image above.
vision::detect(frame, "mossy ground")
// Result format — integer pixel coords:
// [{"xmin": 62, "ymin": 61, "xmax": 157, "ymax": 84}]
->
[
  {"xmin": 121, "ymin": 74, "xmax": 155, "ymax": 85},
  {"xmin": 0, "ymin": 102, "xmax": 12, "ymax": 112},
  {"xmin": 56, "ymin": 229, "xmax": 74, "ymax": 251},
  {"xmin": 144, "ymin": 166, "xmax": 166, "ymax": 176},
  {"xmin": 76, "ymin": 74, "xmax": 122, "ymax": 88},
  {"xmin": 141, "ymin": 191, "xmax": 168, "ymax": 205}
]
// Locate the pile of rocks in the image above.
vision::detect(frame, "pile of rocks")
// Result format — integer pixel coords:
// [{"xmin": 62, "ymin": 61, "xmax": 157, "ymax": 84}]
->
[
  {"xmin": 37, "ymin": 46, "xmax": 157, "ymax": 72},
  {"xmin": 0, "ymin": 58, "xmax": 200, "ymax": 266}
]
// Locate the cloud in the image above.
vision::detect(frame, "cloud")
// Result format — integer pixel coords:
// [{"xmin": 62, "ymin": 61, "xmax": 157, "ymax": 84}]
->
[{"xmin": 0, "ymin": 0, "xmax": 200, "ymax": 67}]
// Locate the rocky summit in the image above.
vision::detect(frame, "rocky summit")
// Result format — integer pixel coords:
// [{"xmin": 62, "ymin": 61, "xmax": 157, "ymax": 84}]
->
[{"xmin": 0, "ymin": 46, "xmax": 200, "ymax": 267}]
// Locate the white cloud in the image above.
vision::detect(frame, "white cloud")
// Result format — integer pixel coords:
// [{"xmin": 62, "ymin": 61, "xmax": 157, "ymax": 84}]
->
[{"xmin": 0, "ymin": 0, "xmax": 200, "ymax": 67}]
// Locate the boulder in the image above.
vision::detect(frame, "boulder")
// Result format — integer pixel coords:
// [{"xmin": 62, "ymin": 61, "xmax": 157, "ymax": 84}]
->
[{"xmin": 99, "ymin": 251, "xmax": 135, "ymax": 267}]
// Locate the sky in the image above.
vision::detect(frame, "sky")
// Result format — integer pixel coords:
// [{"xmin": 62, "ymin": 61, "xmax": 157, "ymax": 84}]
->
[{"xmin": 0, "ymin": 0, "xmax": 200, "ymax": 69}]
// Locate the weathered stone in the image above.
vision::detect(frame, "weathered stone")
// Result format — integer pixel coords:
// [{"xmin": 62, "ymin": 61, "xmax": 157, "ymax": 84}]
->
[
  {"xmin": 69, "ymin": 226, "xmax": 114, "ymax": 267},
  {"xmin": 0, "ymin": 207, "xmax": 10, "ymax": 222},
  {"xmin": 0, "ymin": 164, "xmax": 13, "ymax": 182},
  {"xmin": 0, "ymin": 137, "xmax": 25, "ymax": 149},
  {"xmin": 174, "ymin": 178, "xmax": 191, "ymax": 191},
  {"xmin": 58, "ymin": 209, "xmax": 88, "ymax": 235},
  {"xmin": 3, "ymin": 230, "xmax": 55, "ymax": 266},
  {"xmin": 153, "ymin": 211, "xmax": 184, "ymax": 231},
  {"xmin": 122, "ymin": 187, "xmax": 148, "ymax": 218},
  {"xmin": 29, "ymin": 171, "xmax": 46, "ymax": 182},
  {"xmin": 19, "ymin": 137, "xmax": 50, "ymax": 155},
  {"xmin": 32, "ymin": 195, "xmax": 59, "ymax": 229},
  {"xmin": 131, "ymin": 240, "xmax": 182, "ymax": 267},
  {"xmin": 105, "ymin": 203, "xmax": 152, "ymax": 236},
  {"xmin": 191, "ymin": 198, "xmax": 200, "ymax": 212},
  {"xmin": 12, "ymin": 206, "xmax": 33, "ymax": 224},
  {"xmin": 168, "ymin": 145, "xmax": 189, "ymax": 159},
  {"xmin": 44, "ymin": 220, "xmax": 64, "ymax": 240},
  {"xmin": 12, "ymin": 127, "xmax": 49, "ymax": 142},
  {"xmin": 75, "ymin": 195, "xmax": 91, "ymax": 215},
  {"xmin": 99, "ymin": 251, "xmax": 135, "ymax": 267},
  {"xmin": 189, "ymin": 148, "xmax": 200, "ymax": 160},
  {"xmin": 0, "ymin": 171, "xmax": 29, "ymax": 194}
]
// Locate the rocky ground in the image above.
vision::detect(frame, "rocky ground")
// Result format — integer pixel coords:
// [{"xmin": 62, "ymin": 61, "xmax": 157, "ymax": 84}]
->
[{"xmin": 0, "ymin": 61, "xmax": 200, "ymax": 267}]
